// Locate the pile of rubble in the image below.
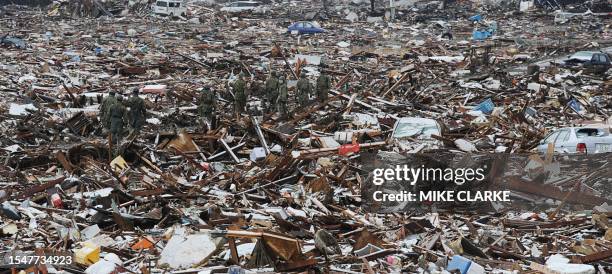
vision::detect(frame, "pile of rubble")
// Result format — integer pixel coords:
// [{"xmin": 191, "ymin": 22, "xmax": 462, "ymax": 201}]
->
[{"xmin": 0, "ymin": 0, "xmax": 611, "ymax": 273}]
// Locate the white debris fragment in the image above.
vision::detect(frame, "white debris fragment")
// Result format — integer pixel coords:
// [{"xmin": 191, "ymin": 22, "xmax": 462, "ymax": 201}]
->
[
  {"xmin": 454, "ymin": 139, "xmax": 478, "ymax": 152},
  {"xmin": 85, "ymin": 260, "xmax": 116, "ymax": 274},
  {"xmin": 2, "ymin": 145, "xmax": 23, "ymax": 153},
  {"xmin": 222, "ymin": 242, "xmax": 256, "ymax": 260},
  {"xmin": 546, "ymin": 254, "xmax": 595, "ymax": 274},
  {"xmin": 345, "ymin": 12, "xmax": 358, "ymax": 22},
  {"xmin": 146, "ymin": 117, "xmax": 161, "ymax": 125},
  {"xmin": 81, "ymin": 224, "xmax": 101, "ymax": 240},
  {"xmin": 9, "ymin": 103, "xmax": 38, "ymax": 116},
  {"xmin": 159, "ymin": 227, "xmax": 220, "ymax": 269},
  {"xmin": 337, "ymin": 41, "xmax": 350, "ymax": 48}
]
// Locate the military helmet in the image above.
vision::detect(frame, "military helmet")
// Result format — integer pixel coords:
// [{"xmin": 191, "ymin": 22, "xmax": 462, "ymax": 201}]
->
[{"xmin": 117, "ymin": 95, "xmax": 124, "ymax": 101}]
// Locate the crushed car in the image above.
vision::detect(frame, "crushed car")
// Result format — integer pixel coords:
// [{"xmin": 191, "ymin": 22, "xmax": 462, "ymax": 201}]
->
[
  {"xmin": 287, "ymin": 21, "xmax": 325, "ymax": 35},
  {"xmin": 537, "ymin": 126, "xmax": 612, "ymax": 154},
  {"xmin": 220, "ymin": 1, "xmax": 262, "ymax": 13},
  {"xmin": 558, "ymin": 50, "xmax": 612, "ymax": 74},
  {"xmin": 389, "ymin": 117, "xmax": 443, "ymax": 152}
]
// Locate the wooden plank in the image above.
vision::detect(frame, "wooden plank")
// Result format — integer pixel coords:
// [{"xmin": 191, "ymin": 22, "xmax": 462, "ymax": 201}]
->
[
  {"xmin": 361, "ymin": 257, "xmax": 374, "ymax": 274},
  {"xmin": 130, "ymin": 188, "xmax": 165, "ymax": 197},
  {"xmin": 16, "ymin": 176, "xmax": 66, "ymax": 199},
  {"xmin": 55, "ymin": 151, "xmax": 75, "ymax": 173},
  {"xmin": 506, "ymin": 176, "xmax": 610, "ymax": 206},
  {"xmin": 275, "ymin": 258, "xmax": 317, "ymax": 272},
  {"xmin": 572, "ymin": 248, "xmax": 612, "ymax": 263},
  {"xmin": 219, "ymin": 139, "xmax": 240, "ymax": 163},
  {"xmin": 228, "ymin": 238, "xmax": 239, "ymax": 265}
]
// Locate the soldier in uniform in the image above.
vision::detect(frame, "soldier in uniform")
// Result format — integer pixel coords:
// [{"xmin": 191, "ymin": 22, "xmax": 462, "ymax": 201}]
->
[
  {"xmin": 198, "ymin": 87, "xmax": 216, "ymax": 130},
  {"xmin": 250, "ymin": 79, "xmax": 262, "ymax": 97},
  {"xmin": 109, "ymin": 95, "xmax": 127, "ymax": 145},
  {"xmin": 316, "ymin": 72, "xmax": 331, "ymax": 103},
  {"xmin": 296, "ymin": 71, "xmax": 311, "ymax": 107},
  {"xmin": 264, "ymin": 71, "xmax": 279, "ymax": 113},
  {"xmin": 99, "ymin": 91, "xmax": 117, "ymax": 130},
  {"xmin": 233, "ymin": 72, "xmax": 247, "ymax": 115},
  {"xmin": 126, "ymin": 88, "xmax": 146, "ymax": 136},
  {"xmin": 276, "ymin": 75, "xmax": 288, "ymax": 118}
]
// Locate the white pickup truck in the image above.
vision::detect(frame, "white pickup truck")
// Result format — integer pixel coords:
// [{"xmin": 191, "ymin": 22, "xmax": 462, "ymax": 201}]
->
[{"xmin": 537, "ymin": 127, "xmax": 612, "ymax": 154}]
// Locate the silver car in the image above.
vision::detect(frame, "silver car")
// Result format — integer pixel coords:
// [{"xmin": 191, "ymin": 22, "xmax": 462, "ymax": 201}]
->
[
  {"xmin": 220, "ymin": 1, "xmax": 262, "ymax": 13},
  {"xmin": 537, "ymin": 127, "xmax": 612, "ymax": 154},
  {"xmin": 390, "ymin": 117, "xmax": 442, "ymax": 151}
]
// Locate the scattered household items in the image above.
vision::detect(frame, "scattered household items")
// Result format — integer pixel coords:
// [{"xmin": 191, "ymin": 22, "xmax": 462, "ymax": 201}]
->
[{"xmin": 0, "ymin": 0, "xmax": 611, "ymax": 273}]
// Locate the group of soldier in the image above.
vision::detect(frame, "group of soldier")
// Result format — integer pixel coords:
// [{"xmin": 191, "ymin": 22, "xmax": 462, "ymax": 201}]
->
[
  {"xmin": 258, "ymin": 70, "xmax": 331, "ymax": 117},
  {"xmin": 99, "ymin": 88, "xmax": 147, "ymax": 145},
  {"xmin": 98, "ymin": 71, "xmax": 331, "ymax": 143},
  {"xmin": 196, "ymin": 70, "xmax": 331, "ymax": 123}
]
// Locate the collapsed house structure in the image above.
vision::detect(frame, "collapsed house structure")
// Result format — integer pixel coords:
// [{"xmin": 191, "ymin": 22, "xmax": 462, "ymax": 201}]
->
[{"xmin": 0, "ymin": 0, "xmax": 611, "ymax": 273}]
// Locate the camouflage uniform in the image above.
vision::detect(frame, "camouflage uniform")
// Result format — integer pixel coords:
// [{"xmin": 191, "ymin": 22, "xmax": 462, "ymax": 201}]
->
[
  {"xmin": 198, "ymin": 87, "xmax": 216, "ymax": 121},
  {"xmin": 109, "ymin": 96, "xmax": 127, "ymax": 145},
  {"xmin": 264, "ymin": 72, "xmax": 279, "ymax": 113},
  {"xmin": 276, "ymin": 76, "xmax": 288, "ymax": 117},
  {"xmin": 316, "ymin": 73, "xmax": 331, "ymax": 103},
  {"xmin": 233, "ymin": 73, "xmax": 247, "ymax": 114},
  {"xmin": 250, "ymin": 80, "xmax": 262, "ymax": 97},
  {"xmin": 99, "ymin": 92, "xmax": 117, "ymax": 129},
  {"xmin": 126, "ymin": 90, "xmax": 146, "ymax": 134},
  {"xmin": 296, "ymin": 71, "xmax": 311, "ymax": 107}
]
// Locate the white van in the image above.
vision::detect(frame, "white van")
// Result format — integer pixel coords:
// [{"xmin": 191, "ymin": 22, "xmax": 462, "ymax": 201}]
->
[{"xmin": 153, "ymin": 0, "xmax": 187, "ymax": 17}]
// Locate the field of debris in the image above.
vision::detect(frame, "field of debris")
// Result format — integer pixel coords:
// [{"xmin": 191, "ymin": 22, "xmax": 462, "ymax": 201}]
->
[{"xmin": 0, "ymin": 0, "xmax": 611, "ymax": 273}]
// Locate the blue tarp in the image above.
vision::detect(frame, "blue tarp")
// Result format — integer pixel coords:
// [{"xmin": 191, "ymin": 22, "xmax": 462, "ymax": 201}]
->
[
  {"xmin": 469, "ymin": 14, "xmax": 482, "ymax": 22},
  {"xmin": 447, "ymin": 255, "xmax": 472, "ymax": 274},
  {"xmin": 474, "ymin": 98, "xmax": 495, "ymax": 114},
  {"xmin": 568, "ymin": 98, "xmax": 582, "ymax": 112},
  {"xmin": 472, "ymin": 30, "xmax": 492, "ymax": 40}
]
